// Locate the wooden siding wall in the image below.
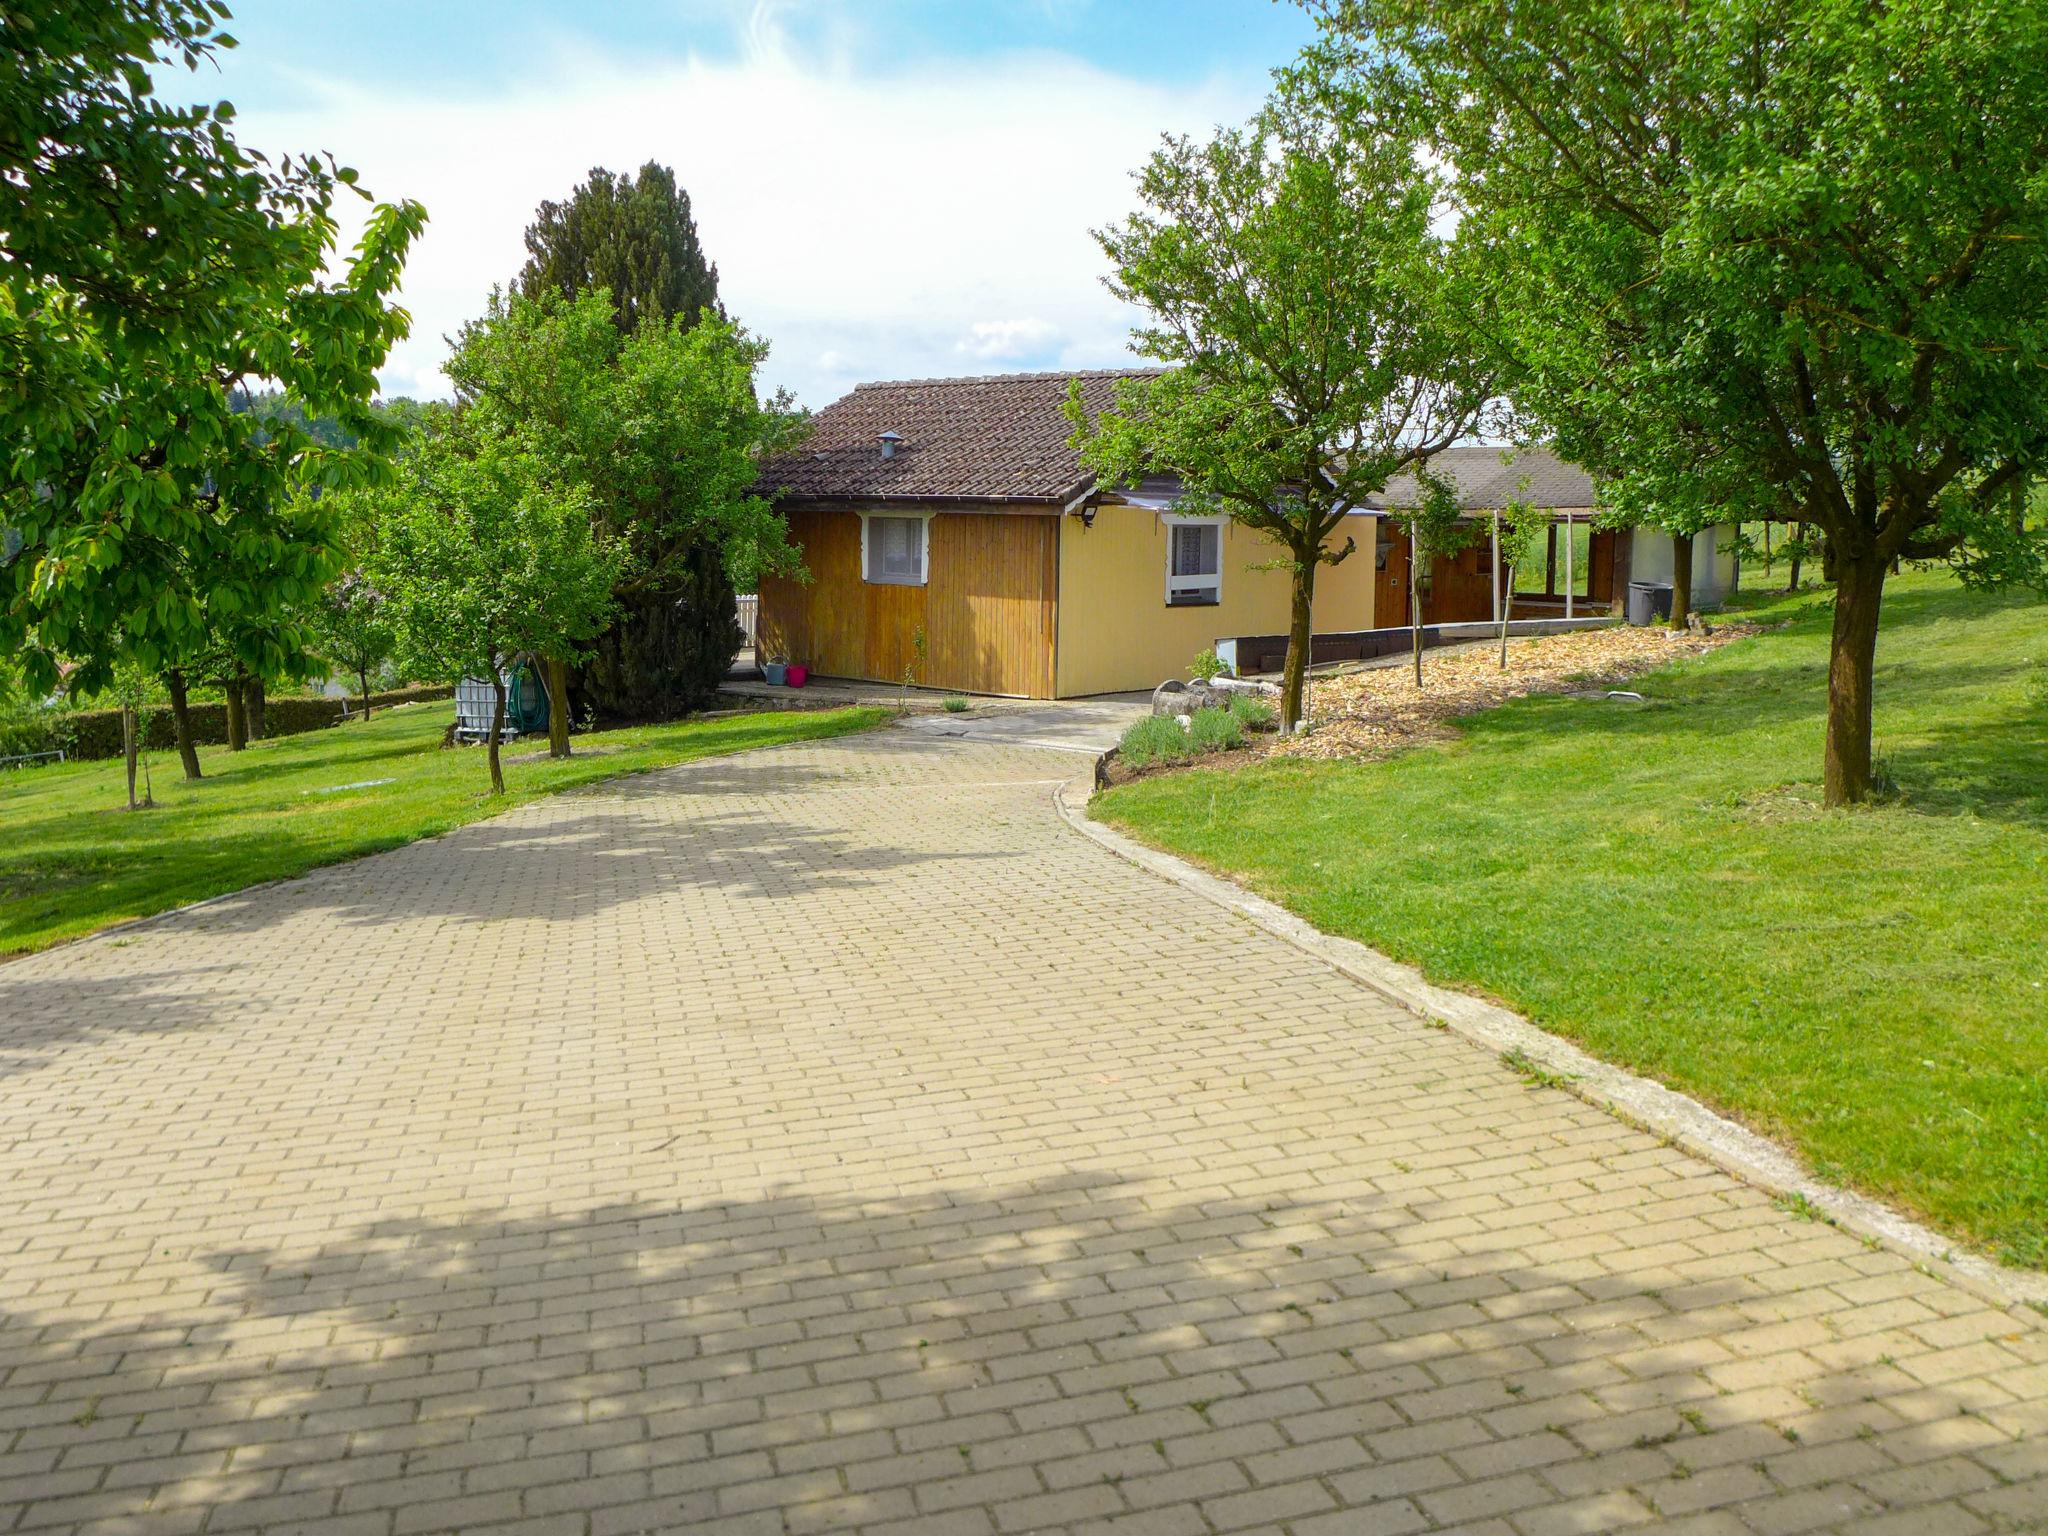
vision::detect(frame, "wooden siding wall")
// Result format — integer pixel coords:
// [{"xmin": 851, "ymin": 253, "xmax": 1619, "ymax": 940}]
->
[{"xmin": 758, "ymin": 508, "xmax": 1058, "ymax": 698}]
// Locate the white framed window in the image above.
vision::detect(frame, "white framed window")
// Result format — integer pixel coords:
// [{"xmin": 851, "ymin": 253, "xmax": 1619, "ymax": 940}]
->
[
  {"xmin": 861, "ymin": 513, "xmax": 929, "ymax": 586},
  {"xmin": 1164, "ymin": 516, "xmax": 1223, "ymax": 606}
]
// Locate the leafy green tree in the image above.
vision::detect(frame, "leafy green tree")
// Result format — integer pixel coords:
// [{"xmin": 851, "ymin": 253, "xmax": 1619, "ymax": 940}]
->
[
  {"xmin": 0, "ymin": 0, "xmax": 427, "ymax": 707},
  {"xmin": 1067, "ymin": 88, "xmax": 1497, "ymax": 729},
  {"xmin": 447, "ymin": 288, "xmax": 802, "ymax": 731},
  {"xmin": 1492, "ymin": 494, "xmax": 1552, "ymax": 669},
  {"xmin": 1311, "ymin": 0, "xmax": 2048, "ymax": 803},
  {"xmin": 518, "ymin": 162, "xmax": 720, "ymax": 337},
  {"xmin": 1379, "ymin": 469, "xmax": 1478, "ymax": 687},
  {"xmin": 314, "ymin": 571, "xmax": 396, "ymax": 722},
  {"xmin": 376, "ymin": 437, "xmax": 626, "ymax": 794}
]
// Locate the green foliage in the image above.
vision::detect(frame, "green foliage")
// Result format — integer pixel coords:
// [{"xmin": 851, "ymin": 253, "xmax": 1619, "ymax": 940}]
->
[
  {"xmin": 1380, "ymin": 464, "xmax": 1477, "ymax": 577},
  {"xmin": 1119, "ymin": 706, "xmax": 1251, "ymax": 766},
  {"xmin": 311, "ymin": 568, "xmax": 396, "ymax": 704},
  {"xmin": 942, "ymin": 696, "xmax": 971, "ymax": 713},
  {"xmin": 1188, "ymin": 706, "xmax": 1247, "ymax": 753},
  {"xmin": 1308, "ymin": 0, "xmax": 2048, "ymax": 792},
  {"xmin": 1190, "ymin": 647, "xmax": 1228, "ymax": 682},
  {"xmin": 519, "ymin": 162, "xmax": 719, "ymax": 337},
  {"xmin": 1069, "ymin": 77, "xmax": 1500, "ymax": 727},
  {"xmin": 1118, "ymin": 714, "xmax": 1196, "ymax": 768},
  {"xmin": 1227, "ymin": 694, "xmax": 1278, "ymax": 732},
  {"xmin": 1494, "ymin": 496, "xmax": 1550, "ymax": 585},
  {"xmin": 0, "ymin": 1, "xmax": 426, "ymax": 700},
  {"xmin": 445, "ymin": 287, "xmax": 802, "ymax": 717},
  {"xmin": 374, "ymin": 435, "xmax": 625, "ymax": 693}
]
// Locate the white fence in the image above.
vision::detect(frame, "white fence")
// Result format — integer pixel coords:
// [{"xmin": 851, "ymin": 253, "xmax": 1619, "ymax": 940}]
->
[{"xmin": 736, "ymin": 593, "xmax": 759, "ymax": 648}]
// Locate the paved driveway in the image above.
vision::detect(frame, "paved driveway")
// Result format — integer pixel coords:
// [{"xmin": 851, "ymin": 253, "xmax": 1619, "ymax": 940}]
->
[{"xmin": 1, "ymin": 728, "xmax": 2042, "ymax": 1536}]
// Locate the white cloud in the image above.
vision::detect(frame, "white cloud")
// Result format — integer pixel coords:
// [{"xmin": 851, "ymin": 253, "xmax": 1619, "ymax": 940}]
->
[
  {"xmin": 222, "ymin": 29, "xmax": 1264, "ymax": 406},
  {"xmin": 956, "ymin": 317, "xmax": 1060, "ymax": 362}
]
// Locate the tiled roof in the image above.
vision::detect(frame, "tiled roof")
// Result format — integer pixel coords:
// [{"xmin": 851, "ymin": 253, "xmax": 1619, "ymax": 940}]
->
[
  {"xmin": 1368, "ymin": 445, "xmax": 1596, "ymax": 512},
  {"xmin": 759, "ymin": 368, "xmax": 1167, "ymax": 506}
]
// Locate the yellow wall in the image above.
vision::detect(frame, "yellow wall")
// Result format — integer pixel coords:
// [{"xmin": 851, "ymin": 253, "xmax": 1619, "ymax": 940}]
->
[{"xmin": 1054, "ymin": 505, "xmax": 1378, "ymax": 697}]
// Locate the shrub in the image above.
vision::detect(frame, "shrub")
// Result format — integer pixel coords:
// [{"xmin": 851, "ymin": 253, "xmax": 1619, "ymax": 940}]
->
[
  {"xmin": 943, "ymin": 696, "xmax": 970, "ymax": 713},
  {"xmin": 1117, "ymin": 713, "xmax": 1194, "ymax": 768},
  {"xmin": 1190, "ymin": 646, "xmax": 1229, "ymax": 682},
  {"xmin": 0, "ymin": 701, "xmax": 74, "ymax": 761},
  {"xmin": 1227, "ymin": 693, "xmax": 1277, "ymax": 732},
  {"xmin": 54, "ymin": 684, "xmax": 456, "ymax": 762},
  {"xmin": 1188, "ymin": 706, "xmax": 1246, "ymax": 753}
]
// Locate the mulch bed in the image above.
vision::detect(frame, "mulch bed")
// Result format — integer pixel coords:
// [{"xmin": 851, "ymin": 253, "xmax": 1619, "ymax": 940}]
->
[{"xmin": 1273, "ymin": 622, "xmax": 1757, "ymax": 762}]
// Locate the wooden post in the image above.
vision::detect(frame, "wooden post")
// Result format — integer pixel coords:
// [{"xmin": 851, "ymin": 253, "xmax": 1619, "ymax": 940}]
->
[
  {"xmin": 1490, "ymin": 509, "xmax": 1501, "ymax": 626},
  {"xmin": 1563, "ymin": 515, "xmax": 1574, "ymax": 620}
]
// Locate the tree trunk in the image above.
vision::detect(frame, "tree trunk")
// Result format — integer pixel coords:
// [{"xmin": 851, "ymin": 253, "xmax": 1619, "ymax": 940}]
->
[
  {"xmin": 357, "ymin": 668, "xmax": 373, "ymax": 721},
  {"xmin": 122, "ymin": 706, "xmax": 140, "ymax": 811},
  {"xmin": 164, "ymin": 669, "xmax": 203, "ymax": 781},
  {"xmin": 1823, "ymin": 552, "xmax": 1887, "ymax": 807},
  {"xmin": 1786, "ymin": 523, "xmax": 1805, "ymax": 592},
  {"xmin": 1279, "ymin": 560, "xmax": 1316, "ymax": 731},
  {"xmin": 1668, "ymin": 531, "xmax": 1693, "ymax": 630},
  {"xmin": 224, "ymin": 673, "xmax": 247, "ymax": 751},
  {"xmin": 245, "ymin": 677, "xmax": 266, "ymax": 741},
  {"xmin": 486, "ymin": 672, "xmax": 508, "ymax": 795},
  {"xmin": 1499, "ymin": 565, "xmax": 1514, "ymax": 669},
  {"xmin": 545, "ymin": 656, "xmax": 572, "ymax": 758}
]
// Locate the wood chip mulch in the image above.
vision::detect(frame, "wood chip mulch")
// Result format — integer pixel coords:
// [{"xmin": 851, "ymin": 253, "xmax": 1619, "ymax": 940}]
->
[{"xmin": 1270, "ymin": 622, "xmax": 1758, "ymax": 762}]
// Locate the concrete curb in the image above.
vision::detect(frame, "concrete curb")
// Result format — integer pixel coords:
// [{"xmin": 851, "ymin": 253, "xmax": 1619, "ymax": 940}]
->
[{"xmin": 1052, "ymin": 766, "xmax": 2048, "ymax": 1319}]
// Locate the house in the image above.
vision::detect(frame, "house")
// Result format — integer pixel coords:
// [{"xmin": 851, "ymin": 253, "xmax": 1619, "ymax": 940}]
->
[
  {"xmin": 755, "ymin": 370, "xmax": 1378, "ymax": 699},
  {"xmin": 1368, "ymin": 447, "xmax": 1739, "ymax": 623},
  {"xmin": 754, "ymin": 373, "xmax": 1738, "ymax": 699}
]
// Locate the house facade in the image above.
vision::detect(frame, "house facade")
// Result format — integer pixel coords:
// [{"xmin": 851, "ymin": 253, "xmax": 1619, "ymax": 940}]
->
[
  {"xmin": 755, "ymin": 372, "xmax": 1738, "ymax": 699},
  {"xmin": 756, "ymin": 370, "xmax": 1376, "ymax": 699}
]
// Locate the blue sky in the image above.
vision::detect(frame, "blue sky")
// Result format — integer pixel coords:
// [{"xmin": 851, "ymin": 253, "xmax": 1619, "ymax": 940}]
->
[{"xmin": 181, "ymin": 1, "xmax": 1316, "ymax": 405}]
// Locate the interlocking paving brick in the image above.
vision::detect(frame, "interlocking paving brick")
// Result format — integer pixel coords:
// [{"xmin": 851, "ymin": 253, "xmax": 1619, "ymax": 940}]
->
[{"xmin": 0, "ymin": 727, "xmax": 2041, "ymax": 1535}]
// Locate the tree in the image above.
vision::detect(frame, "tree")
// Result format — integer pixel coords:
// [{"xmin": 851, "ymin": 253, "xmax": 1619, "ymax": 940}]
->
[
  {"xmin": 1492, "ymin": 495, "xmax": 1551, "ymax": 669},
  {"xmin": 314, "ymin": 571, "xmax": 396, "ymax": 722},
  {"xmin": 1067, "ymin": 89, "xmax": 1497, "ymax": 730},
  {"xmin": 0, "ymin": 0, "xmax": 427, "ymax": 707},
  {"xmin": 376, "ymin": 437, "xmax": 625, "ymax": 794},
  {"xmin": 446, "ymin": 288, "xmax": 802, "ymax": 731},
  {"xmin": 1378, "ymin": 468, "xmax": 1479, "ymax": 687},
  {"xmin": 518, "ymin": 162, "xmax": 720, "ymax": 338},
  {"xmin": 1311, "ymin": 0, "xmax": 2048, "ymax": 803}
]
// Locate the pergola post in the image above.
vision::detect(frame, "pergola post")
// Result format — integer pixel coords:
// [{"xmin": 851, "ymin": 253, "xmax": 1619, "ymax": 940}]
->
[
  {"xmin": 1564, "ymin": 514, "xmax": 1575, "ymax": 620},
  {"xmin": 1490, "ymin": 509, "xmax": 1502, "ymax": 625}
]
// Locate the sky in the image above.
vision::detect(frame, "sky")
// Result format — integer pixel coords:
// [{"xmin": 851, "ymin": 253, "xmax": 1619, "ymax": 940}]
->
[{"xmin": 169, "ymin": 1, "xmax": 1318, "ymax": 408}]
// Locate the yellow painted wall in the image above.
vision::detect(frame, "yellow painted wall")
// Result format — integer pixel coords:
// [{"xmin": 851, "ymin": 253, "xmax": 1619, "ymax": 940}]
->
[{"xmin": 1053, "ymin": 505, "xmax": 1378, "ymax": 697}]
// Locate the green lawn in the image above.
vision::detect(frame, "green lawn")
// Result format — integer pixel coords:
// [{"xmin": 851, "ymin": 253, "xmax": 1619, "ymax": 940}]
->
[
  {"xmin": 1094, "ymin": 571, "xmax": 2048, "ymax": 1269},
  {"xmin": 0, "ymin": 702, "xmax": 886, "ymax": 956}
]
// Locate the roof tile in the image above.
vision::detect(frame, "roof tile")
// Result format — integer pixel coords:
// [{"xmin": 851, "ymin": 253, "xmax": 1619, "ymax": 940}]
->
[{"xmin": 759, "ymin": 368, "xmax": 1166, "ymax": 505}]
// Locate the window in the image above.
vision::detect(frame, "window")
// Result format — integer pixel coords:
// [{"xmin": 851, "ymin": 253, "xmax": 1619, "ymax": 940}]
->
[
  {"xmin": 1166, "ymin": 518, "xmax": 1222, "ymax": 605},
  {"xmin": 862, "ymin": 514, "xmax": 928, "ymax": 585}
]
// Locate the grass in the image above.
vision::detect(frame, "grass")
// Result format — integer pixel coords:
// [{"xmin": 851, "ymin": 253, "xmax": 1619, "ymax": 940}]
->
[
  {"xmin": 0, "ymin": 701, "xmax": 887, "ymax": 956},
  {"xmin": 1093, "ymin": 570, "xmax": 2048, "ymax": 1269}
]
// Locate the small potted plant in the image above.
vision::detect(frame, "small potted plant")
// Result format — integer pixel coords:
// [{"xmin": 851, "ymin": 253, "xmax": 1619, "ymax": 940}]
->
[{"xmin": 763, "ymin": 652, "xmax": 789, "ymax": 686}]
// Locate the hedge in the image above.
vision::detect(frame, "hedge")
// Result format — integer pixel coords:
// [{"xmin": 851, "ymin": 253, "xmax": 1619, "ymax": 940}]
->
[{"xmin": 9, "ymin": 685, "xmax": 455, "ymax": 763}]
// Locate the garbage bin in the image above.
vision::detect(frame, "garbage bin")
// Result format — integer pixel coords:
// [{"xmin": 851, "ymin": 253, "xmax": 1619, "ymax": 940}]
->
[{"xmin": 1627, "ymin": 580, "xmax": 1675, "ymax": 627}]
